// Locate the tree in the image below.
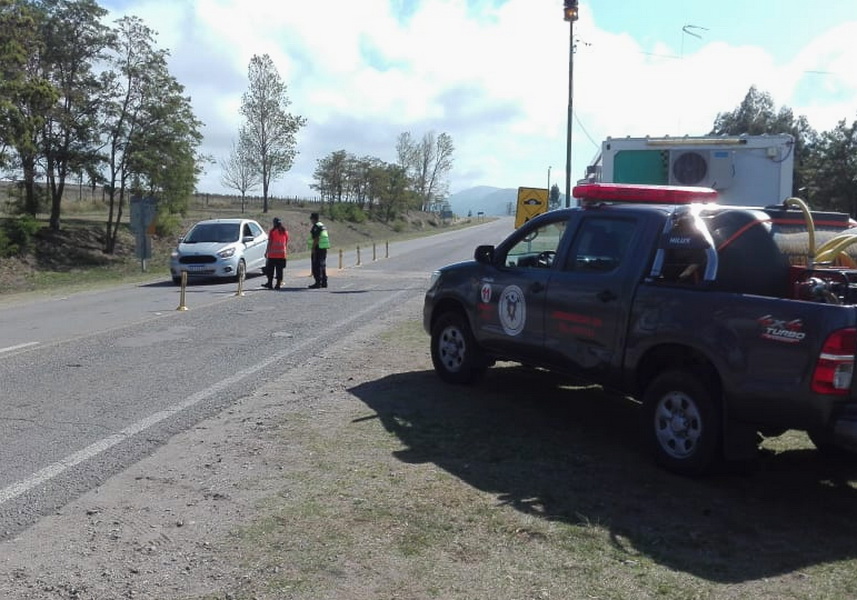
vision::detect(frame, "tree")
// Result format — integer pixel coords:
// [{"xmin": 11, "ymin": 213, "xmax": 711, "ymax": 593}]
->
[
  {"xmin": 803, "ymin": 118, "xmax": 857, "ymax": 216},
  {"xmin": 101, "ymin": 15, "xmax": 203, "ymax": 253},
  {"xmin": 549, "ymin": 183, "xmax": 561, "ymax": 210},
  {"xmin": 709, "ymin": 86, "xmax": 817, "ymax": 199},
  {"xmin": 38, "ymin": 0, "xmax": 111, "ymax": 231},
  {"xmin": 0, "ymin": 0, "xmax": 57, "ymax": 216},
  {"xmin": 311, "ymin": 149, "xmax": 348, "ymax": 203},
  {"xmin": 366, "ymin": 162, "xmax": 410, "ymax": 222},
  {"xmin": 397, "ymin": 130, "xmax": 454, "ymax": 211},
  {"xmin": 220, "ymin": 126, "xmax": 259, "ymax": 212},
  {"xmin": 239, "ymin": 53, "xmax": 306, "ymax": 213}
]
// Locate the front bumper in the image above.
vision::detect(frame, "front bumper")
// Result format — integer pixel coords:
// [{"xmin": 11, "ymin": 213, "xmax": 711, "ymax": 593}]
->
[{"xmin": 170, "ymin": 256, "xmax": 240, "ymax": 279}]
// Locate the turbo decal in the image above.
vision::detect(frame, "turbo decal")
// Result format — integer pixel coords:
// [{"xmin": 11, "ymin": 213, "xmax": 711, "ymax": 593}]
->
[
  {"xmin": 498, "ymin": 285, "xmax": 526, "ymax": 336},
  {"xmin": 758, "ymin": 315, "xmax": 806, "ymax": 344}
]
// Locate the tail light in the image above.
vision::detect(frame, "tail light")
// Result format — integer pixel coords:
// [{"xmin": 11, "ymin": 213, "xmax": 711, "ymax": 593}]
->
[{"xmin": 812, "ymin": 328, "xmax": 856, "ymax": 395}]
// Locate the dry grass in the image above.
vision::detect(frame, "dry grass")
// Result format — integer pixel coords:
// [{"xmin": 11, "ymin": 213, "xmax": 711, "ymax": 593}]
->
[
  {"xmin": 213, "ymin": 319, "xmax": 857, "ymax": 600},
  {"xmin": 0, "ymin": 196, "xmax": 454, "ymax": 297}
]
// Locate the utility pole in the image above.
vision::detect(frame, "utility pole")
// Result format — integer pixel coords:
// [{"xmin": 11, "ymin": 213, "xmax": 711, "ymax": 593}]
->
[{"xmin": 563, "ymin": 0, "xmax": 579, "ymax": 208}]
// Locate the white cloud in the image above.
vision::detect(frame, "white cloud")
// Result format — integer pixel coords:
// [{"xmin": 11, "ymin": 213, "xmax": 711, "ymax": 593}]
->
[{"xmin": 100, "ymin": 0, "xmax": 857, "ymax": 198}]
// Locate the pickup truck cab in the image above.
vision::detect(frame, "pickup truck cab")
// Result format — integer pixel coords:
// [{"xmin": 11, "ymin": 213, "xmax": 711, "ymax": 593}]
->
[{"xmin": 424, "ymin": 183, "xmax": 857, "ymax": 475}]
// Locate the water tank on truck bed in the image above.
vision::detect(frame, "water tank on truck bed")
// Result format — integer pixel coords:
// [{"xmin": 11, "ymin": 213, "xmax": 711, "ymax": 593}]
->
[{"xmin": 588, "ymin": 134, "xmax": 794, "ymax": 207}]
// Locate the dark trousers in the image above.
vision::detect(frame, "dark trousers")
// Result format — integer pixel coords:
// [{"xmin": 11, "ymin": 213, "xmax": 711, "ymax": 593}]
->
[
  {"xmin": 266, "ymin": 257, "xmax": 286, "ymax": 287},
  {"xmin": 311, "ymin": 248, "xmax": 327, "ymax": 285}
]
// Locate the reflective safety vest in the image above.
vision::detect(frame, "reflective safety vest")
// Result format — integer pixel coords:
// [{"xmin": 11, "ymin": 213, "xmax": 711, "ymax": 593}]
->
[
  {"xmin": 309, "ymin": 222, "xmax": 331, "ymax": 250},
  {"xmin": 267, "ymin": 228, "xmax": 289, "ymax": 258}
]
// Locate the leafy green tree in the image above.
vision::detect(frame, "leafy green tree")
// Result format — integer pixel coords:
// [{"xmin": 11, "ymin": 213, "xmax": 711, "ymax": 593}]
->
[
  {"xmin": 803, "ymin": 118, "xmax": 857, "ymax": 216},
  {"xmin": 38, "ymin": 0, "xmax": 111, "ymax": 231},
  {"xmin": 311, "ymin": 149, "xmax": 348, "ymax": 202},
  {"xmin": 709, "ymin": 86, "xmax": 817, "ymax": 199},
  {"xmin": 549, "ymin": 183, "xmax": 561, "ymax": 210},
  {"xmin": 0, "ymin": 0, "xmax": 57, "ymax": 216},
  {"xmin": 101, "ymin": 15, "xmax": 203, "ymax": 253},
  {"xmin": 240, "ymin": 53, "xmax": 306, "ymax": 212},
  {"xmin": 366, "ymin": 162, "xmax": 410, "ymax": 222}
]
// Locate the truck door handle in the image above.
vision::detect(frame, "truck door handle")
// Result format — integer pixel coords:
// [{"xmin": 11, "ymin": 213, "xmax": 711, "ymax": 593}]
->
[{"xmin": 597, "ymin": 289, "xmax": 617, "ymax": 303}]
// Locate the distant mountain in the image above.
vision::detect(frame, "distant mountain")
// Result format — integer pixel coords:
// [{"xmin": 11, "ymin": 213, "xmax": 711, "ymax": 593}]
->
[
  {"xmin": 446, "ymin": 186, "xmax": 516, "ymax": 217},
  {"xmin": 446, "ymin": 186, "xmax": 566, "ymax": 217}
]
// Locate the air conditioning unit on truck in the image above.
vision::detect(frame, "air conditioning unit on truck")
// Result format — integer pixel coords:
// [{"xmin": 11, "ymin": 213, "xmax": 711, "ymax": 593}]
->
[{"xmin": 589, "ymin": 134, "xmax": 794, "ymax": 207}]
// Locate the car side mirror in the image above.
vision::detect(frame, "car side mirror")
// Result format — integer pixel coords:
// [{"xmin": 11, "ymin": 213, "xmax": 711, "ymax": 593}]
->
[
  {"xmin": 474, "ymin": 245, "xmax": 495, "ymax": 264},
  {"xmin": 242, "ymin": 235, "xmax": 254, "ymax": 244}
]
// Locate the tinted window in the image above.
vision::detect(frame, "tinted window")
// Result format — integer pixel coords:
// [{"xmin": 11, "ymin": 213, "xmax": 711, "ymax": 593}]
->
[
  {"xmin": 186, "ymin": 223, "xmax": 240, "ymax": 243},
  {"xmin": 565, "ymin": 218, "xmax": 636, "ymax": 273}
]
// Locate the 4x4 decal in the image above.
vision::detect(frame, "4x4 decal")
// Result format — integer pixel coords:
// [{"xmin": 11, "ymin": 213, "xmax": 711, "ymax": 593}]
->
[{"xmin": 758, "ymin": 315, "xmax": 806, "ymax": 343}]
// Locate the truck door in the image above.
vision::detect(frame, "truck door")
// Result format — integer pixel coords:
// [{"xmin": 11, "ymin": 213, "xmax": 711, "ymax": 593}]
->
[
  {"xmin": 544, "ymin": 214, "xmax": 642, "ymax": 378},
  {"xmin": 475, "ymin": 214, "xmax": 571, "ymax": 362}
]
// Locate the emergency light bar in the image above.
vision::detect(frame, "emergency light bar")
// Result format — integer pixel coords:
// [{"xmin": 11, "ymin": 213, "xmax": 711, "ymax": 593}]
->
[{"xmin": 573, "ymin": 183, "xmax": 719, "ymax": 205}]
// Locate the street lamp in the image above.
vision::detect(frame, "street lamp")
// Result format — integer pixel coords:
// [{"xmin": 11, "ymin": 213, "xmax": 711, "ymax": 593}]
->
[
  {"xmin": 563, "ymin": 0, "xmax": 578, "ymax": 208},
  {"xmin": 547, "ymin": 165, "xmax": 552, "ymax": 191}
]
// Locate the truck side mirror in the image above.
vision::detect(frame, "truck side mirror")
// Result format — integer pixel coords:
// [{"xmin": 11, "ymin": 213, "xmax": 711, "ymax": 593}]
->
[{"xmin": 474, "ymin": 245, "xmax": 495, "ymax": 264}]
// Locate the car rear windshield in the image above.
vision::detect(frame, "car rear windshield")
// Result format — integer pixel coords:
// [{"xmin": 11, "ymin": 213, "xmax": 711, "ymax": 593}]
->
[{"xmin": 185, "ymin": 223, "xmax": 240, "ymax": 243}]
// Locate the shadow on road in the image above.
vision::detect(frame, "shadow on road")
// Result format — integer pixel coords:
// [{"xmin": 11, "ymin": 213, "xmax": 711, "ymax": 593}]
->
[{"xmin": 349, "ymin": 364, "xmax": 857, "ymax": 583}]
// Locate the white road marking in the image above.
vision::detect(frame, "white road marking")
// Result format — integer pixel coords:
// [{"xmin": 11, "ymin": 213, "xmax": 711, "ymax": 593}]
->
[
  {"xmin": 0, "ymin": 286, "xmax": 415, "ymax": 506},
  {"xmin": 0, "ymin": 342, "xmax": 39, "ymax": 355}
]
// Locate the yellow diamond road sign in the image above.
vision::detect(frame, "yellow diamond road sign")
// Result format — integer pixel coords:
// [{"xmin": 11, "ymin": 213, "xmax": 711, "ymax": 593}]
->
[{"xmin": 515, "ymin": 187, "xmax": 548, "ymax": 228}]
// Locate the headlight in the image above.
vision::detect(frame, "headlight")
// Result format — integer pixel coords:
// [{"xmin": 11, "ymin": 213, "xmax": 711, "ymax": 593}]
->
[
  {"xmin": 170, "ymin": 250, "xmax": 178, "ymax": 259},
  {"xmin": 429, "ymin": 270, "xmax": 442, "ymax": 289},
  {"xmin": 217, "ymin": 247, "xmax": 236, "ymax": 258}
]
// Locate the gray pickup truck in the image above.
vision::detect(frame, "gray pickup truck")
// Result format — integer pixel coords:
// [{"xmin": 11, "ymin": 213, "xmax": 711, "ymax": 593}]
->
[{"xmin": 424, "ymin": 183, "xmax": 857, "ymax": 475}]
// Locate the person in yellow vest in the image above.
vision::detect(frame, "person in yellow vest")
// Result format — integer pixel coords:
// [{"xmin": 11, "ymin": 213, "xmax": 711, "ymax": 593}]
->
[
  {"xmin": 262, "ymin": 217, "xmax": 289, "ymax": 290},
  {"xmin": 307, "ymin": 212, "xmax": 330, "ymax": 289}
]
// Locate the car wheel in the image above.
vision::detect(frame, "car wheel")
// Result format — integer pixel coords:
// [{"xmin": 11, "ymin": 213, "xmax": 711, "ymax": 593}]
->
[
  {"xmin": 235, "ymin": 259, "xmax": 247, "ymax": 282},
  {"xmin": 642, "ymin": 369, "xmax": 721, "ymax": 476},
  {"xmin": 430, "ymin": 312, "xmax": 487, "ymax": 385}
]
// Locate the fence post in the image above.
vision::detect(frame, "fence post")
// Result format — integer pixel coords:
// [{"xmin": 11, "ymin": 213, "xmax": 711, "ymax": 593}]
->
[{"xmin": 176, "ymin": 272, "xmax": 189, "ymax": 311}]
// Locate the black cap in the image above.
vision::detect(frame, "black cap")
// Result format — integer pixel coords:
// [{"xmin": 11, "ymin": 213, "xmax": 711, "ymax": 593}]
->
[
  {"xmin": 310, "ymin": 212, "xmax": 319, "ymax": 220},
  {"xmin": 273, "ymin": 217, "xmax": 281, "ymax": 226}
]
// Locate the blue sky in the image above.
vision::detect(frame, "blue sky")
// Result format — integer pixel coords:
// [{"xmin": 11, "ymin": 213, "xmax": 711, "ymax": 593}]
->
[{"xmin": 98, "ymin": 0, "xmax": 857, "ymax": 199}]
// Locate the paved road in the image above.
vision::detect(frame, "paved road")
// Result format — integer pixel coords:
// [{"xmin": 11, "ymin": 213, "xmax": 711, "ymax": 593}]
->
[{"xmin": 0, "ymin": 217, "xmax": 514, "ymax": 539}]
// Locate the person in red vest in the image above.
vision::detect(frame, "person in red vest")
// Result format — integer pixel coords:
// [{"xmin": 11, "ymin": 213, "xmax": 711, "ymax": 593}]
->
[{"xmin": 262, "ymin": 217, "xmax": 289, "ymax": 290}]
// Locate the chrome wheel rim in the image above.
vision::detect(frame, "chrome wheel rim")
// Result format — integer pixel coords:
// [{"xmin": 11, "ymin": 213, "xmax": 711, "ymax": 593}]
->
[{"xmin": 654, "ymin": 390, "xmax": 702, "ymax": 459}]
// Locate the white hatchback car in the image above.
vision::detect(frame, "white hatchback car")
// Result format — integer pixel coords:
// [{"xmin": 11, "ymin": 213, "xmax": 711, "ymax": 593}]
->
[{"xmin": 169, "ymin": 218, "xmax": 268, "ymax": 284}]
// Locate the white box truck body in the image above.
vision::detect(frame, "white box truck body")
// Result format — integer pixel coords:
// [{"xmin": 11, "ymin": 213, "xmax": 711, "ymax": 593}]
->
[{"xmin": 589, "ymin": 134, "xmax": 795, "ymax": 206}]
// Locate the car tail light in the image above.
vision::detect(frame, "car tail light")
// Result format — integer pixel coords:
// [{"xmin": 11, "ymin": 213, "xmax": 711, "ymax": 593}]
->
[{"xmin": 812, "ymin": 328, "xmax": 856, "ymax": 395}]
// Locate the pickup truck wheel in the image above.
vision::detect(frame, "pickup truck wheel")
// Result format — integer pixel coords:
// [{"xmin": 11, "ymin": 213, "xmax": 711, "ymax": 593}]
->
[
  {"xmin": 642, "ymin": 370, "xmax": 721, "ymax": 476},
  {"xmin": 431, "ymin": 312, "xmax": 487, "ymax": 385}
]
